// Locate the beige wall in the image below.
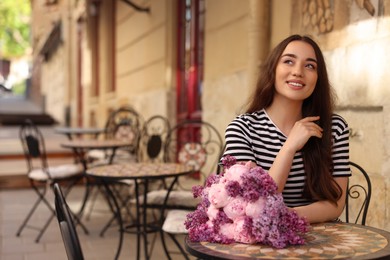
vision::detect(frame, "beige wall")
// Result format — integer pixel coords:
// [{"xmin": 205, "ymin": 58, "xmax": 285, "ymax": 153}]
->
[
  {"xmin": 114, "ymin": 0, "xmax": 175, "ymax": 124},
  {"xmin": 202, "ymin": 0, "xmax": 251, "ymax": 136},
  {"xmin": 58, "ymin": 0, "xmax": 177, "ymax": 128}
]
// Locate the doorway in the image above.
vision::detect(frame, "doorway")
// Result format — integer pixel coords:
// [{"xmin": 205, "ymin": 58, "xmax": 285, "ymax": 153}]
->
[{"xmin": 176, "ymin": 0, "xmax": 205, "ymax": 123}]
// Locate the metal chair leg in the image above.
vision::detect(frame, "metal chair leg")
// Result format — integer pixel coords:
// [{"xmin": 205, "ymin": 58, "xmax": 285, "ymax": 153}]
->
[
  {"xmin": 160, "ymin": 229, "xmax": 172, "ymax": 259},
  {"xmin": 100, "ymin": 184, "xmax": 135, "ymax": 237},
  {"xmin": 16, "ymin": 196, "xmax": 44, "ymax": 237},
  {"xmin": 35, "ymin": 210, "xmax": 56, "ymax": 242},
  {"xmin": 167, "ymin": 233, "xmax": 190, "ymax": 260},
  {"xmin": 84, "ymin": 184, "xmax": 101, "ymax": 220},
  {"xmin": 16, "ymin": 184, "xmax": 55, "ymax": 242}
]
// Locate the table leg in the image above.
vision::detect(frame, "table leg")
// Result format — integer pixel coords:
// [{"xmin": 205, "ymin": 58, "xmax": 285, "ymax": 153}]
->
[
  {"xmin": 142, "ymin": 179, "xmax": 150, "ymax": 260},
  {"xmin": 108, "ymin": 147, "xmax": 118, "ymax": 164},
  {"xmin": 134, "ymin": 180, "xmax": 142, "ymax": 260},
  {"xmin": 77, "ymin": 176, "xmax": 92, "ymax": 218},
  {"xmin": 159, "ymin": 176, "xmax": 180, "ymax": 260},
  {"xmin": 102, "ymin": 180, "xmax": 123, "ymax": 260},
  {"xmin": 132, "ymin": 179, "xmax": 153, "ymax": 260}
]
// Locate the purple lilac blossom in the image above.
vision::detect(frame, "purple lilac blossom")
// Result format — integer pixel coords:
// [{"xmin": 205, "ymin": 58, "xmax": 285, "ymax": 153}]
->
[
  {"xmin": 225, "ymin": 180, "xmax": 241, "ymax": 197},
  {"xmin": 186, "ymin": 156, "xmax": 309, "ymax": 248},
  {"xmin": 221, "ymin": 155, "xmax": 237, "ymax": 169},
  {"xmin": 192, "ymin": 185, "xmax": 204, "ymax": 198},
  {"xmin": 205, "ymin": 174, "xmax": 221, "ymax": 187}
]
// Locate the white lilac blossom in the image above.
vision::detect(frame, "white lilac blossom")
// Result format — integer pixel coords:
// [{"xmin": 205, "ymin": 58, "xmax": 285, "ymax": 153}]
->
[{"xmin": 185, "ymin": 155, "xmax": 309, "ymax": 248}]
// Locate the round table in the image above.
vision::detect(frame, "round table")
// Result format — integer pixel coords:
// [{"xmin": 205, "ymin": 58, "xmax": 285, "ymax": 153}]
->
[
  {"xmin": 61, "ymin": 139, "xmax": 133, "ymax": 165},
  {"xmin": 185, "ymin": 222, "xmax": 390, "ymax": 260},
  {"xmin": 87, "ymin": 162, "xmax": 194, "ymax": 260}
]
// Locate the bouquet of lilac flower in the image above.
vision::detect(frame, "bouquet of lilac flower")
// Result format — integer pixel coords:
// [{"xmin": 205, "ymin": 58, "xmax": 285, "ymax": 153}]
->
[{"xmin": 185, "ymin": 155, "xmax": 309, "ymax": 248}]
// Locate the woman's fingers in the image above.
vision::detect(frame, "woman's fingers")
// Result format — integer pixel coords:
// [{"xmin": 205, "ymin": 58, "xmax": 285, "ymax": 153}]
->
[
  {"xmin": 286, "ymin": 116, "xmax": 323, "ymax": 151},
  {"xmin": 297, "ymin": 116, "xmax": 323, "ymax": 135},
  {"xmin": 296, "ymin": 120, "xmax": 323, "ymax": 138},
  {"xmin": 300, "ymin": 116, "xmax": 320, "ymax": 122}
]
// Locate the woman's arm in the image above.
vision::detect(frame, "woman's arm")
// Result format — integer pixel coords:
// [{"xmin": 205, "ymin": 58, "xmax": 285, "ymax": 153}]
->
[
  {"xmin": 268, "ymin": 116, "xmax": 323, "ymax": 192},
  {"xmin": 292, "ymin": 177, "xmax": 348, "ymax": 223}
]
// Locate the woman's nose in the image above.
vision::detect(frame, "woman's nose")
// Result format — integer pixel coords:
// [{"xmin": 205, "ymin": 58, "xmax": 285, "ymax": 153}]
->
[{"xmin": 292, "ymin": 65, "xmax": 303, "ymax": 77}]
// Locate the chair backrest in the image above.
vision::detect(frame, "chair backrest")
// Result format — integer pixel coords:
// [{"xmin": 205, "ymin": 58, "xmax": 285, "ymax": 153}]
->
[
  {"xmin": 343, "ymin": 161, "xmax": 372, "ymax": 225},
  {"xmin": 164, "ymin": 119, "xmax": 224, "ymax": 180},
  {"xmin": 54, "ymin": 183, "xmax": 84, "ymax": 260},
  {"xmin": 19, "ymin": 119, "xmax": 49, "ymax": 173},
  {"xmin": 104, "ymin": 106, "xmax": 143, "ymax": 154},
  {"xmin": 138, "ymin": 115, "xmax": 171, "ymax": 163}
]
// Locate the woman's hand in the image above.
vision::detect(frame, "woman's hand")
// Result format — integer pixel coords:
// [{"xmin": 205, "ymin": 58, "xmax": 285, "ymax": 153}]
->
[{"xmin": 284, "ymin": 116, "xmax": 323, "ymax": 152}]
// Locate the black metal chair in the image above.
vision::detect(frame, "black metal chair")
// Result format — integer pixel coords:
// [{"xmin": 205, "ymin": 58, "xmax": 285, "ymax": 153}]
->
[
  {"xmin": 137, "ymin": 115, "xmax": 171, "ymax": 164},
  {"xmin": 155, "ymin": 119, "xmax": 224, "ymax": 259},
  {"xmin": 133, "ymin": 114, "xmax": 172, "ymax": 214},
  {"xmin": 99, "ymin": 115, "xmax": 171, "ymax": 237},
  {"xmin": 54, "ymin": 183, "xmax": 84, "ymax": 260},
  {"xmin": 343, "ymin": 161, "xmax": 372, "ymax": 225},
  {"xmin": 146, "ymin": 119, "xmax": 224, "ymax": 209},
  {"xmin": 16, "ymin": 119, "xmax": 87, "ymax": 242}
]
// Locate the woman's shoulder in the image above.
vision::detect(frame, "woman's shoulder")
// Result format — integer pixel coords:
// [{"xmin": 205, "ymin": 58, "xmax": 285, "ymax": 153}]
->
[
  {"xmin": 331, "ymin": 113, "xmax": 349, "ymax": 135},
  {"xmin": 331, "ymin": 114, "xmax": 349, "ymax": 127},
  {"xmin": 232, "ymin": 109, "xmax": 267, "ymax": 122},
  {"xmin": 226, "ymin": 110, "xmax": 268, "ymax": 132}
]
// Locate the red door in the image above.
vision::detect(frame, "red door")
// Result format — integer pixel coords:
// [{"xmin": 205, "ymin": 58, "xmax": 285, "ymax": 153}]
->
[
  {"xmin": 176, "ymin": 0, "xmax": 205, "ymax": 178},
  {"xmin": 76, "ymin": 19, "xmax": 83, "ymax": 127},
  {"xmin": 176, "ymin": 0, "xmax": 205, "ymax": 123}
]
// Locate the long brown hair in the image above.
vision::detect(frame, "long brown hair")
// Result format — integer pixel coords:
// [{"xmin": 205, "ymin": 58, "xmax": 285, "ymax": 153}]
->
[{"xmin": 246, "ymin": 35, "xmax": 341, "ymax": 205}]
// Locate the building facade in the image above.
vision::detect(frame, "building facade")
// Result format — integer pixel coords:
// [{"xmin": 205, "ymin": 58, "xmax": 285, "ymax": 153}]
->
[{"xmin": 30, "ymin": 0, "xmax": 390, "ymax": 230}]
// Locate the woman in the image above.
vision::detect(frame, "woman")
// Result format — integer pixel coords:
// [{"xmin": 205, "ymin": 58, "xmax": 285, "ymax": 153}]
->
[{"xmin": 223, "ymin": 35, "xmax": 351, "ymax": 223}]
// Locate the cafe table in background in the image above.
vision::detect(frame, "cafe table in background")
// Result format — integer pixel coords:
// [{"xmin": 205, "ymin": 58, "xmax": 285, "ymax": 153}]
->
[
  {"xmin": 185, "ymin": 222, "xmax": 390, "ymax": 260},
  {"xmin": 86, "ymin": 162, "xmax": 194, "ymax": 260},
  {"xmin": 55, "ymin": 126, "xmax": 105, "ymax": 164},
  {"xmin": 60, "ymin": 139, "xmax": 133, "ymax": 167},
  {"xmin": 55, "ymin": 126, "xmax": 105, "ymax": 140}
]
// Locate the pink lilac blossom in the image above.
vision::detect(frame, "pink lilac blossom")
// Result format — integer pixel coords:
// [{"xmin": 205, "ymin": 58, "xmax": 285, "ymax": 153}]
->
[
  {"xmin": 208, "ymin": 183, "xmax": 231, "ymax": 208},
  {"xmin": 185, "ymin": 155, "xmax": 309, "ymax": 248}
]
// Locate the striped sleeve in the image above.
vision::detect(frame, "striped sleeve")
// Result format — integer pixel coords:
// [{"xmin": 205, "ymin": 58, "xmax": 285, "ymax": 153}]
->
[
  {"xmin": 223, "ymin": 115, "xmax": 257, "ymax": 162},
  {"xmin": 331, "ymin": 114, "xmax": 351, "ymax": 177}
]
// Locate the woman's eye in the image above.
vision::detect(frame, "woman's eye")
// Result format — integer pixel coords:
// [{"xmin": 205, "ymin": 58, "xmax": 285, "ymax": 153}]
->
[
  {"xmin": 283, "ymin": 59, "xmax": 293, "ymax": 65},
  {"xmin": 306, "ymin": 64, "xmax": 316, "ymax": 70}
]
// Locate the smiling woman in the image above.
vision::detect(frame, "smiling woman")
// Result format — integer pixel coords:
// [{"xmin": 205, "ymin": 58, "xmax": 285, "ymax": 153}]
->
[{"xmin": 223, "ymin": 34, "xmax": 351, "ymax": 224}]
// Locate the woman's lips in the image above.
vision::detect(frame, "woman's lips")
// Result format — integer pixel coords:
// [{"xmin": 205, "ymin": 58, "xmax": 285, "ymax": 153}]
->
[{"xmin": 287, "ymin": 80, "xmax": 305, "ymax": 89}]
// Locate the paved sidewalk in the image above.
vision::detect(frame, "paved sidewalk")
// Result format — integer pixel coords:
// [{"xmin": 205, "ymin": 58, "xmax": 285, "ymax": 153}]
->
[{"xmin": 0, "ymin": 186, "xmax": 191, "ymax": 260}]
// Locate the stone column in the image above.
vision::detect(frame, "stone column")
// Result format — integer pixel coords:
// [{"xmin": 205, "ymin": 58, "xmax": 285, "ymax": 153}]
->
[{"xmin": 248, "ymin": 0, "xmax": 271, "ymax": 90}]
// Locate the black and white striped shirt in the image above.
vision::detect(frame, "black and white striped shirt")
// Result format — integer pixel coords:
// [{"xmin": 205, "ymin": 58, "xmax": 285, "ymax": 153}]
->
[{"xmin": 223, "ymin": 109, "xmax": 351, "ymax": 207}]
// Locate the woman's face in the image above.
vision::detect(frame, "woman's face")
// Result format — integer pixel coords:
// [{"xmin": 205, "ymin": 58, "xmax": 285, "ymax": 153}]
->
[{"xmin": 274, "ymin": 40, "xmax": 318, "ymax": 103}]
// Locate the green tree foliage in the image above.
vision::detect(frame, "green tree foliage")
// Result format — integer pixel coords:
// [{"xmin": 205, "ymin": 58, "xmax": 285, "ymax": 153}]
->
[{"xmin": 0, "ymin": 0, "xmax": 31, "ymax": 58}]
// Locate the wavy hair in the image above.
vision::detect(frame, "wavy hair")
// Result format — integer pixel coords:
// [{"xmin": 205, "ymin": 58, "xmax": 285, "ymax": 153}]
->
[{"xmin": 246, "ymin": 35, "xmax": 341, "ymax": 205}]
